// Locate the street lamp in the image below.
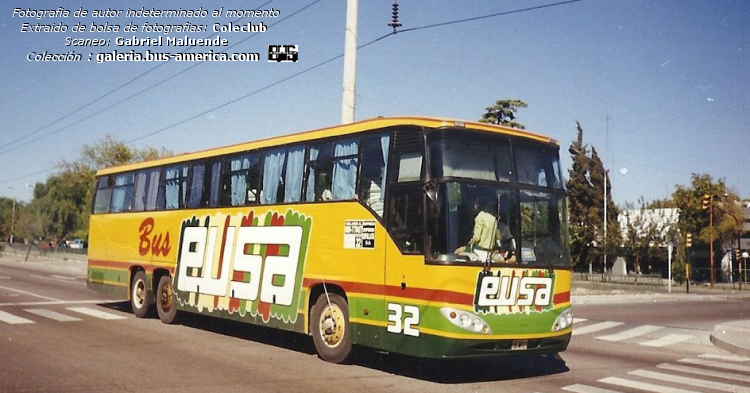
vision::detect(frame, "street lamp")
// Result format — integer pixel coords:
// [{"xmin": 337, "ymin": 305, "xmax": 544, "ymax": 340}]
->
[{"xmin": 569, "ymin": 147, "xmax": 608, "ymax": 273}]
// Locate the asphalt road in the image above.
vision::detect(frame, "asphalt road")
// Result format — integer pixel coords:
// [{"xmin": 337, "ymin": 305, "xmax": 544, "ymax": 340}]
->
[{"xmin": 1, "ymin": 256, "xmax": 749, "ymax": 392}]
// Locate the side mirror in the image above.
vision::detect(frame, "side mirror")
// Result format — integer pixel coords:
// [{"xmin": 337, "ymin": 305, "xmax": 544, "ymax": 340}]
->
[
  {"xmin": 423, "ymin": 181, "xmax": 439, "ymax": 217},
  {"xmin": 424, "ymin": 181, "xmax": 437, "ymax": 203}
]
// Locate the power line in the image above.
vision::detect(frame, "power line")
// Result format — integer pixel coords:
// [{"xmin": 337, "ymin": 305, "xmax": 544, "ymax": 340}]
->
[
  {"xmin": 5, "ymin": 0, "xmax": 324, "ymax": 150},
  {"xmin": 128, "ymin": 0, "xmax": 582, "ymax": 143},
  {"xmin": 0, "ymin": 0, "xmax": 580, "ymax": 186},
  {"xmin": 0, "ymin": 0, "xmax": 275, "ymax": 155},
  {"xmin": 0, "ymin": 1, "xmax": 170, "ymax": 109},
  {"xmin": 398, "ymin": 0, "xmax": 582, "ymax": 34},
  {"xmin": 0, "ymin": 0, "xmax": 328, "ymax": 156}
]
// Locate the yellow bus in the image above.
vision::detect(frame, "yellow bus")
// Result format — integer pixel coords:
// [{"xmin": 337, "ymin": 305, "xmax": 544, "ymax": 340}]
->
[{"xmin": 87, "ymin": 116, "xmax": 572, "ymax": 363}]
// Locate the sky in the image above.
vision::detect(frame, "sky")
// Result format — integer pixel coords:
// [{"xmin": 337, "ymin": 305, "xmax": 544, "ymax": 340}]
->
[{"xmin": 0, "ymin": 0, "xmax": 748, "ymax": 206}]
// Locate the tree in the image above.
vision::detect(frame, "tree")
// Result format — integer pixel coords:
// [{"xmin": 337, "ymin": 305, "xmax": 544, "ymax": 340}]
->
[
  {"xmin": 588, "ymin": 146, "xmax": 621, "ymax": 264},
  {"xmin": 478, "ymin": 99, "xmax": 528, "ymax": 129},
  {"xmin": 61, "ymin": 134, "xmax": 171, "ymax": 172},
  {"xmin": 566, "ymin": 123, "xmax": 595, "ymax": 271},
  {"xmin": 565, "ymin": 121, "xmax": 621, "ymax": 272},
  {"xmin": 33, "ymin": 135, "xmax": 171, "ymax": 242},
  {"xmin": 672, "ymin": 174, "xmax": 742, "ymax": 282},
  {"xmin": 0, "ymin": 198, "xmax": 15, "ymax": 242}
]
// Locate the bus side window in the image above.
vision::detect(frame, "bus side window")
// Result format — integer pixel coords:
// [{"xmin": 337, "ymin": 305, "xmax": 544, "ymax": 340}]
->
[
  {"xmin": 187, "ymin": 163, "xmax": 206, "ymax": 209},
  {"xmin": 262, "ymin": 145, "xmax": 305, "ymax": 204},
  {"xmin": 307, "ymin": 138, "xmax": 358, "ymax": 202},
  {"xmin": 111, "ymin": 173, "xmax": 136, "ymax": 212},
  {"xmin": 93, "ymin": 176, "xmax": 113, "ymax": 214},
  {"xmin": 358, "ymin": 133, "xmax": 389, "ymax": 217},
  {"xmin": 133, "ymin": 168, "xmax": 160, "ymax": 211},
  {"xmin": 331, "ymin": 139, "xmax": 358, "ymax": 200},
  {"xmin": 186, "ymin": 160, "xmax": 222, "ymax": 208},
  {"xmin": 159, "ymin": 164, "xmax": 189, "ymax": 210},
  {"xmin": 284, "ymin": 146, "xmax": 305, "ymax": 203},
  {"xmin": 306, "ymin": 142, "xmax": 334, "ymax": 201},
  {"xmin": 222, "ymin": 154, "xmax": 260, "ymax": 207}
]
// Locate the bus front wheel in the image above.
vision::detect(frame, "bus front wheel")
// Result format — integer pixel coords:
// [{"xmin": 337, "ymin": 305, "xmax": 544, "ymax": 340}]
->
[
  {"xmin": 311, "ymin": 293, "xmax": 352, "ymax": 363},
  {"xmin": 130, "ymin": 271, "xmax": 149, "ymax": 318},
  {"xmin": 156, "ymin": 275, "xmax": 177, "ymax": 324}
]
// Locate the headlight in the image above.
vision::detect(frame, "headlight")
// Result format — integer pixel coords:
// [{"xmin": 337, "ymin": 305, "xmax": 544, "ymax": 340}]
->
[
  {"xmin": 552, "ymin": 308, "xmax": 573, "ymax": 332},
  {"xmin": 441, "ymin": 308, "xmax": 492, "ymax": 334}
]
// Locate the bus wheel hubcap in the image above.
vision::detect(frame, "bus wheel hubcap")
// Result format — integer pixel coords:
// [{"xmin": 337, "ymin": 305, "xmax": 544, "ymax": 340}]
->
[
  {"xmin": 320, "ymin": 305, "xmax": 344, "ymax": 347},
  {"xmin": 160, "ymin": 283, "xmax": 173, "ymax": 310},
  {"xmin": 134, "ymin": 282, "xmax": 145, "ymax": 305}
]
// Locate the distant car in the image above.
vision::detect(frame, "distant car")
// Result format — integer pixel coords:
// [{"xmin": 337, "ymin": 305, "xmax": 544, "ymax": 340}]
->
[{"xmin": 67, "ymin": 239, "xmax": 85, "ymax": 249}]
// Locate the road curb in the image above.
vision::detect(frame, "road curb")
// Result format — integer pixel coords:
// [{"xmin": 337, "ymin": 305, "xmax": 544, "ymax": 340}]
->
[{"xmin": 710, "ymin": 320, "xmax": 750, "ymax": 357}]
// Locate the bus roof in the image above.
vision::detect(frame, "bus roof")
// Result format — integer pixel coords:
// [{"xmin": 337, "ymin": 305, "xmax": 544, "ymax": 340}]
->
[{"xmin": 96, "ymin": 116, "xmax": 558, "ymax": 176}]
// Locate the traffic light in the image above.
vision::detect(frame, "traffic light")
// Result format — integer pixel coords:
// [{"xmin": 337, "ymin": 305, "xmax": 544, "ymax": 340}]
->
[
  {"xmin": 701, "ymin": 194, "xmax": 711, "ymax": 210},
  {"xmin": 736, "ymin": 249, "xmax": 741, "ymax": 262},
  {"xmin": 685, "ymin": 233, "xmax": 692, "ymax": 248}
]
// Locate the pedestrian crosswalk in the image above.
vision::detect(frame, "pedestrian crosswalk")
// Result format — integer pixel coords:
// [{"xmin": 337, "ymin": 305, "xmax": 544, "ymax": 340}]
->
[
  {"xmin": 559, "ymin": 354, "xmax": 750, "ymax": 393},
  {"xmin": 0, "ymin": 306, "xmax": 127, "ymax": 325},
  {"xmin": 572, "ymin": 318, "xmax": 710, "ymax": 350},
  {"xmin": 565, "ymin": 316, "xmax": 749, "ymax": 392}
]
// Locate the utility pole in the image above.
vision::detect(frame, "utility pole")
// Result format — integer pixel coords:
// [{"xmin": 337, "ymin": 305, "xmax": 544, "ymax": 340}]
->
[
  {"xmin": 701, "ymin": 194, "xmax": 715, "ymax": 287},
  {"xmin": 10, "ymin": 198, "xmax": 15, "ymax": 244},
  {"xmin": 603, "ymin": 169, "xmax": 608, "ymax": 274},
  {"xmin": 709, "ymin": 197, "xmax": 714, "ymax": 287},
  {"xmin": 340, "ymin": 0, "xmax": 359, "ymax": 124},
  {"xmin": 685, "ymin": 233, "xmax": 692, "ymax": 293},
  {"xmin": 600, "ymin": 114, "xmax": 611, "ymax": 274}
]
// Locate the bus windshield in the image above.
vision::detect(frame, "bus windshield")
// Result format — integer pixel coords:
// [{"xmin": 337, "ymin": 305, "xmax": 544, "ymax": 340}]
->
[
  {"xmin": 428, "ymin": 130, "xmax": 564, "ymax": 189},
  {"xmin": 426, "ymin": 131, "xmax": 570, "ymax": 267}
]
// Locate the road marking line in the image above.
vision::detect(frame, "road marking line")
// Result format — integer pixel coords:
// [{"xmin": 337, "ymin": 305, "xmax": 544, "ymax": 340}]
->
[
  {"xmin": 679, "ymin": 358, "xmax": 750, "ymax": 373},
  {"xmin": 0, "ymin": 276, "xmax": 11, "ymax": 280},
  {"xmin": 24, "ymin": 308, "xmax": 82, "ymax": 322},
  {"xmin": 573, "ymin": 318, "xmax": 588, "ymax": 324},
  {"xmin": 630, "ymin": 369, "xmax": 750, "ymax": 393},
  {"xmin": 658, "ymin": 363, "xmax": 750, "ymax": 383},
  {"xmin": 562, "ymin": 383, "xmax": 622, "ymax": 393},
  {"xmin": 599, "ymin": 376, "xmax": 702, "ymax": 393},
  {"xmin": 0, "ymin": 310, "xmax": 34, "ymax": 324},
  {"xmin": 0, "ymin": 284, "xmax": 61, "ymax": 302},
  {"xmin": 50, "ymin": 275, "xmax": 76, "ymax": 281},
  {"xmin": 640, "ymin": 333, "xmax": 693, "ymax": 347},
  {"xmin": 0, "ymin": 300, "xmax": 111, "ymax": 307},
  {"xmin": 572, "ymin": 321, "xmax": 624, "ymax": 336},
  {"xmin": 699, "ymin": 353, "xmax": 750, "ymax": 362},
  {"xmin": 30, "ymin": 274, "xmax": 86, "ymax": 286},
  {"xmin": 66, "ymin": 307, "xmax": 127, "ymax": 320},
  {"xmin": 596, "ymin": 325, "xmax": 662, "ymax": 342}
]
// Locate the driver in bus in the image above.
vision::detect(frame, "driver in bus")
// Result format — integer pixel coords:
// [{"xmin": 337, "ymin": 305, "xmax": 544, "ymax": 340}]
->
[{"xmin": 455, "ymin": 197, "xmax": 515, "ymax": 263}]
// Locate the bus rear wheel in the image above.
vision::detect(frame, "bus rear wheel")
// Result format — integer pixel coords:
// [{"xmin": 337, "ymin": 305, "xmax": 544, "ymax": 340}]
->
[
  {"xmin": 156, "ymin": 275, "xmax": 177, "ymax": 324},
  {"xmin": 311, "ymin": 293, "xmax": 352, "ymax": 363},
  {"xmin": 130, "ymin": 270, "xmax": 149, "ymax": 318}
]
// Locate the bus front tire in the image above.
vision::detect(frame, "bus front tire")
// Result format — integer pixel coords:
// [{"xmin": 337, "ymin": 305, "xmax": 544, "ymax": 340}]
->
[
  {"xmin": 130, "ymin": 270, "xmax": 149, "ymax": 318},
  {"xmin": 156, "ymin": 275, "xmax": 177, "ymax": 324},
  {"xmin": 311, "ymin": 293, "xmax": 352, "ymax": 364}
]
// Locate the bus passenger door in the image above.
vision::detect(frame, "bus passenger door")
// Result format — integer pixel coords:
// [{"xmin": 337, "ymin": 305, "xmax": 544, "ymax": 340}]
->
[{"xmin": 383, "ymin": 184, "xmax": 425, "ymax": 354}]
